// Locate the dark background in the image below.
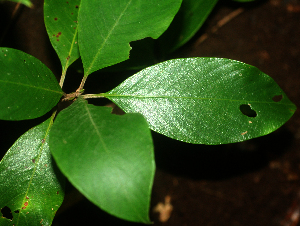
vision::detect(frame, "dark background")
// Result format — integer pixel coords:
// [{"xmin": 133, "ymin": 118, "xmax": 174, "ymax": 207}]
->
[{"xmin": 0, "ymin": 0, "xmax": 299, "ymax": 225}]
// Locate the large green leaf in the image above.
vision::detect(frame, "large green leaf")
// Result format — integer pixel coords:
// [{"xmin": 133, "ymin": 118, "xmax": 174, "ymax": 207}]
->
[
  {"xmin": 0, "ymin": 48, "xmax": 63, "ymax": 120},
  {"xmin": 0, "ymin": 118, "xmax": 65, "ymax": 226},
  {"xmin": 44, "ymin": 0, "xmax": 80, "ymax": 72},
  {"xmin": 159, "ymin": 0, "xmax": 218, "ymax": 54},
  {"xmin": 78, "ymin": 0, "xmax": 182, "ymax": 76},
  {"xmin": 103, "ymin": 58, "xmax": 296, "ymax": 145},
  {"xmin": 49, "ymin": 96, "xmax": 155, "ymax": 223}
]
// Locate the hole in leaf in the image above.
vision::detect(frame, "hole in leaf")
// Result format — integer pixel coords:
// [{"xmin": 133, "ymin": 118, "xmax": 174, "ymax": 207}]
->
[
  {"xmin": 240, "ymin": 104, "xmax": 257, "ymax": 117},
  {"xmin": 1, "ymin": 206, "xmax": 13, "ymax": 220},
  {"xmin": 272, "ymin": 94, "xmax": 283, "ymax": 102},
  {"xmin": 14, "ymin": 210, "xmax": 19, "ymax": 214}
]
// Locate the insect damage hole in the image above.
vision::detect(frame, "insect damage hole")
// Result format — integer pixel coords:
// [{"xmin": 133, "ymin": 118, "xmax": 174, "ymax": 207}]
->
[
  {"xmin": 272, "ymin": 94, "xmax": 283, "ymax": 102},
  {"xmin": 240, "ymin": 104, "xmax": 257, "ymax": 117},
  {"xmin": 1, "ymin": 206, "xmax": 13, "ymax": 220}
]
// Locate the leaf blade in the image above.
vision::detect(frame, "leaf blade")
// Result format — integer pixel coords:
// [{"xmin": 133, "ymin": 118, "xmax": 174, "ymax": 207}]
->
[
  {"xmin": 50, "ymin": 96, "xmax": 155, "ymax": 223},
  {"xmin": 104, "ymin": 58, "xmax": 296, "ymax": 144},
  {"xmin": 158, "ymin": 0, "xmax": 218, "ymax": 53},
  {"xmin": 0, "ymin": 48, "xmax": 63, "ymax": 120},
  {"xmin": 78, "ymin": 0, "xmax": 182, "ymax": 76},
  {"xmin": 0, "ymin": 118, "xmax": 65, "ymax": 226},
  {"xmin": 44, "ymin": 0, "xmax": 80, "ymax": 71}
]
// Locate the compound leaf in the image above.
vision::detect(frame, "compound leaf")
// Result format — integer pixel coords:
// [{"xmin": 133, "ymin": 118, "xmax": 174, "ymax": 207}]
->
[
  {"xmin": 104, "ymin": 58, "xmax": 296, "ymax": 145},
  {"xmin": 0, "ymin": 48, "xmax": 63, "ymax": 120},
  {"xmin": 78, "ymin": 0, "xmax": 182, "ymax": 76},
  {"xmin": 49, "ymin": 96, "xmax": 155, "ymax": 223},
  {"xmin": 0, "ymin": 118, "xmax": 65, "ymax": 226},
  {"xmin": 44, "ymin": 0, "xmax": 80, "ymax": 71}
]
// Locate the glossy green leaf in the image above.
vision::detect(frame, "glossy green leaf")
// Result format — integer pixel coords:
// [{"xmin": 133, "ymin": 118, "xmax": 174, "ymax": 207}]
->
[
  {"xmin": 1, "ymin": 0, "xmax": 32, "ymax": 7},
  {"xmin": 44, "ymin": 0, "xmax": 80, "ymax": 71},
  {"xmin": 104, "ymin": 58, "xmax": 296, "ymax": 145},
  {"xmin": 78, "ymin": 0, "xmax": 182, "ymax": 76},
  {"xmin": 0, "ymin": 48, "xmax": 63, "ymax": 120},
  {"xmin": 50, "ymin": 96, "xmax": 155, "ymax": 223},
  {"xmin": 0, "ymin": 118, "xmax": 65, "ymax": 226},
  {"xmin": 159, "ymin": 0, "xmax": 218, "ymax": 54}
]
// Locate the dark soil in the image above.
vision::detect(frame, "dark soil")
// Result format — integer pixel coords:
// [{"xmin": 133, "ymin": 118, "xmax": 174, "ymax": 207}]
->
[{"xmin": 0, "ymin": 0, "xmax": 299, "ymax": 226}]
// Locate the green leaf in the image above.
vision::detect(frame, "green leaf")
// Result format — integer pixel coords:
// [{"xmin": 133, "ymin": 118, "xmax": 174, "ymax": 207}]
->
[
  {"xmin": 78, "ymin": 0, "xmax": 182, "ymax": 76},
  {"xmin": 0, "ymin": 118, "xmax": 65, "ymax": 226},
  {"xmin": 44, "ymin": 0, "xmax": 80, "ymax": 71},
  {"xmin": 158, "ymin": 0, "xmax": 218, "ymax": 54},
  {"xmin": 104, "ymin": 58, "xmax": 296, "ymax": 145},
  {"xmin": 50, "ymin": 96, "xmax": 155, "ymax": 223},
  {"xmin": 104, "ymin": 38, "xmax": 157, "ymax": 71},
  {"xmin": 1, "ymin": 0, "xmax": 32, "ymax": 7},
  {"xmin": 0, "ymin": 48, "xmax": 63, "ymax": 120}
]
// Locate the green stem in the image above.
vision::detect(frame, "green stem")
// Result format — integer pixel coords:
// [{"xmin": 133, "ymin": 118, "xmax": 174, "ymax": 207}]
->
[
  {"xmin": 59, "ymin": 68, "xmax": 68, "ymax": 88},
  {"xmin": 77, "ymin": 75, "xmax": 88, "ymax": 92},
  {"xmin": 82, "ymin": 93, "xmax": 106, "ymax": 99}
]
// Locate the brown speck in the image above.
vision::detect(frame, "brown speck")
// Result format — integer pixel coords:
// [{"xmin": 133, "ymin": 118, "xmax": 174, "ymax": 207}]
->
[
  {"xmin": 40, "ymin": 219, "xmax": 43, "ymax": 224},
  {"xmin": 56, "ymin": 191, "xmax": 59, "ymax": 195},
  {"xmin": 56, "ymin": 32, "xmax": 62, "ymax": 38},
  {"xmin": 41, "ymin": 139, "xmax": 45, "ymax": 143},
  {"xmin": 57, "ymin": 39, "xmax": 59, "ymax": 41},
  {"xmin": 75, "ymin": 5, "xmax": 79, "ymax": 8},
  {"xmin": 45, "ymin": 164, "xmax": 48, "ymax": 167},
  {"xmin": 54, "ymin": 17, "xmax": 58, "ymax": 21},
  {"xmin": 74, "ymin": 20, "xmax": 78, "ymax": 23},
  {"xmin": 22, "ymin": 201, "xmax": 28, "ymax": 209},
  {"xmin": 32, "ymin": 159, "xmax": 35, "ymax": 163},
  {"xmin": 241, "ymin": 131, "xmax": 248, "ymax": 135},
  {"xmin": 66, "ymin": 1, "xmax": 69, "ymax": 3},
  {"xmin": 66, "ymin": 56, "xmax": 70, "ymax": 60},
  {"xmin": 71, "ymin": 12, "xmax": 74, "ymax": 15},
  {"xmin": 26, "ymin": 196, "xmax": 29, "ymax": 199}
]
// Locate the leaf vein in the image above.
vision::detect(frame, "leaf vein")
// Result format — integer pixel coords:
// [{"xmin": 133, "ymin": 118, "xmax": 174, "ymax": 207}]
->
[{"xmin": 85, "ymin": 0, "xmax": 132, "ymax": 75}]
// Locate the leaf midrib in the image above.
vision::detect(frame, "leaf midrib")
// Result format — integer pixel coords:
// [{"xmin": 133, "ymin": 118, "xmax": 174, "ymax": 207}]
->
[
  {"xmin": 84, "ymin": 103, "xmax": 110, "ymax": 153},
  {"xmin": 104, "ymin": 93, "xmax": 293, "ymax": 105},
  {"xmin": 0, "ymin": 80, "xmax": 63, "ymax": 95},
  {"xmin": 84, "ymin": 0, "xmax": 132, "ymax": 76},
  {"xmin": 16, "ymin": 118, "xmax": 53, "ymax": 225}
]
